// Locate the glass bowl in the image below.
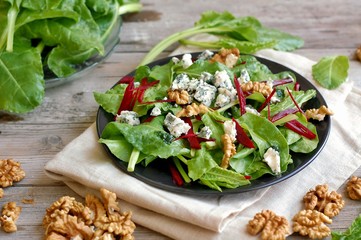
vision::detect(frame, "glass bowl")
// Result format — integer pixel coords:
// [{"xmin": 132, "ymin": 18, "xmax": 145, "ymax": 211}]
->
[{"xmin": 45, "ymin": 16, "xmax": 122, "ymax": 89}]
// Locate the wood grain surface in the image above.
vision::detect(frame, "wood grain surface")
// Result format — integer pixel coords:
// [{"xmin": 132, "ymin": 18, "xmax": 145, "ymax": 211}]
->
[{"xmin": 1, "ymin": 0, "xmax": 360, "ymax": 239}]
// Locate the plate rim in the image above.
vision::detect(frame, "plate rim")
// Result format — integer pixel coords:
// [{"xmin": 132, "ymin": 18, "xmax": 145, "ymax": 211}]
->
[{"xmin": 96, "ymin": 52, "xmax": 331, "ymax": 195}]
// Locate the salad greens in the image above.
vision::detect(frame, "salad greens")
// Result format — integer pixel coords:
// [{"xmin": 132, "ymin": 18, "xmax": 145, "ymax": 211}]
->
[
  {"xmin": 312, "ymin": 55, "xmax": 349, "ymax": 89},
  {"xmin": 139, "ymin": 11, "xmax": 304, "ymax": 66},
  {"xmin": 0, "ymin": 0, "xmax": 141, "ymax": 113},
  {"xmin": 332, "ymin": 214, "xmax": 361, "ymax": 240},
  {"xmin": 95, "ymin": 49, "xmax": 324, "ymax": 191}
]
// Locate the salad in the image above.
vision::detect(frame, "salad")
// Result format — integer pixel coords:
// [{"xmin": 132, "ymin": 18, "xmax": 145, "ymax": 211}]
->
[{"xmin": 94, "ymin": 48, "xmax": 330, "ymax": 192}]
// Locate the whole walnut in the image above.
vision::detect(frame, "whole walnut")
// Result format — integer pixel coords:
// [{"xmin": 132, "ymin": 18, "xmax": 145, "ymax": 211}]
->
[{"xmin": 346, "ymin": 176, "xmax": 361, "ymax": 200}]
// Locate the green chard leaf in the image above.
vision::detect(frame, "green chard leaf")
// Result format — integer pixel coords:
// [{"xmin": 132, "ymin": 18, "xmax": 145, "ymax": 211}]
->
[
  {"xmin": 312, "ymin": 55, "xmax": 349, "ymax": 89},
  {"xmin": 0, "ymin": 0, "xmax": 141, "ymax": 113},
  {"xmin": 199, "ymin": 166, "xmax": 250, "ymax": 192},
  {"xmin": 100, "ymin": 117, "xmax": 189, "ymax": 159},
  {"xmin": 332, "ymin": 214, "xmax": 361, "ymax": 240},
  {"xmin": 140, "ymin": 11, "xmax": 304, "ymax": 66},
  {"xmin": 0, "ymin": 37, "xmax": 44, "ymax": 113}
]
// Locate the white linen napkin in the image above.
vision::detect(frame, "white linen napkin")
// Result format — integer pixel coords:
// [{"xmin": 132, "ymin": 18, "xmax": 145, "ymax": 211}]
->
[{"xmin": 45, "ymin": 46, "xmax": 361, "ymax": 239}]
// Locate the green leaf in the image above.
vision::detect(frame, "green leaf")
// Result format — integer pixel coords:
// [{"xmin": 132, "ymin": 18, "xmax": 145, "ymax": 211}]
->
[
  {"xmin": 332, "ymin": 214, "xmax": 361, "ymax": 240},
  {"xmin": 187, "ymin": 146, "xmax": 219, "ymax": 181},
  {"xmin": 0, "ymin": 38, "xmax": 44, "ymax": 113},
  {"xmin": 240, "ymin": 113, "xmax": 290, "ymax": 171},
  {"xmin": 199, "ymin": 166, "xmax": 250, "ymax": 191},
  {"xmin": 93, "ymin": 84, "xmax": 127, "ymax": 115},
  {"xmin": 312, "ymin": 55, "xmax": 349, "ymax": 89},
  {"xmin": 194, "ymin": 11, "xmax": 236, "ymax": 28},
  {"xmin": 100, "ymin": 118, "xmax": 190, "ymax": 159}
]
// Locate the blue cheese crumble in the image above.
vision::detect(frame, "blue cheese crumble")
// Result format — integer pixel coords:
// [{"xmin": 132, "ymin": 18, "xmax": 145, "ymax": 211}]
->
[
  {"xmin": 171, "ymin": 73, "xmax": 190, "ymax": 90},
  {"xmin": 237, "ymin": 69, "xmax": 250, "ymax": 84},
  {"xmin": 115, "ymin": 111, "xmax": 140, "ymax": 126},
  {"xmin": 213, "ymin": 70, "xmax": 233, "ymax": 90},
  {"xmin": 245, "ymin": 105, "xmax": 260, "ymax": 116},
  {"xmin": 164, "ymin": 113, "xmax": 191, "ymax": 137},
  {"xmin": 215, "ymin": 87, "xmax": 237, "ymax": 108},
  {"xmin": 223, "ymin": 120, "xmax": 236, "ymax": 142},
  {"xmin": 199, "ymin": 72, "xmax": 213, "ymax": 83},
  {"xmin": 198, "ymin": 126, "xmax": 212, "ymax": 139},
  {"xmin": 263, "ymin": 148, "xmax": 281, "ymax": 174},
  {"xmin": 181, "ymin": 53, "xmax": 193, "ymax": 69},
  {"xmin": 197, "ymin": 50, "xmax": 214, "ymax": 61},
  {"xmin": 194, "ymin": 81, "xmax": 217, "ymax": 107},
  {"xmin": 150, "ymin": 107, "xmax": 161, "ymax": 116}
]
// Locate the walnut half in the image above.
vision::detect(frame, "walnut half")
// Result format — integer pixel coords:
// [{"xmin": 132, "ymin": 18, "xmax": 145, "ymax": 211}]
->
[
  {"xmin": 293, "ymin": 209, "xmax": 332, "ymax": 239},
  {"xmin": 303, "ymin": 184, "xmax": 344, "ymax": 218},
  {"xmin": 220, "ymin": 134, "xmax": 236, "ymax": 169},
  {"xmin": 0, "ymin": 159, "xmax": 26, "ymax": 198},
  {"xmin": 346, "ymin": 176, "xmax": 361, "ymax": 200},
  {"xmin": 0, "ymin": 202, "xmax": 22, "ymax": 233},
  {"xmin": 43, "ymin": 188, "xmax": 136, "ymax": 240},
  {"xmin": 247, "ymin": 210, "xmax": 290, "ymax": 240},
  {"xmin": 305, "ymin": 105, "xmax": 333, "ymax": 121}
]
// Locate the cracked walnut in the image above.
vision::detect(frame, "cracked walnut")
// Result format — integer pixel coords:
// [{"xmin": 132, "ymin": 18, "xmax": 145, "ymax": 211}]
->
[{"xmin": 43, "ymin": 188, "xmax": 136, "ymax": 240}]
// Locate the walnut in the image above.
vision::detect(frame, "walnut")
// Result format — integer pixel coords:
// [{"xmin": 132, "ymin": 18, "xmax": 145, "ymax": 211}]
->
[
  {"xmin": 43, "ymin": 188, "xmax": 135, "ymax": 240},
  {"xmin": 303, "ymin": 184, "xmax": 344, "ymax": 218},
  {"xmin": 176, "ymin": 103, "xmax": 209, "ymax": 117},
  {"xmin": 0, "ymin": 159, "xmax": 25, "ymax": 188},
  {"xmin": 241, "ymin": 81, "xmax": 273, "ymax": 97},
  {"xmin": 247, "ymin": 210, "xmax": 289, "ymax": 240},
  {"xmin": 0, "ymin": 188, "xmax": 3, "ymax": 199},
  {"xmin": 292, "ymin": 209, "xmax": 332, "ymax": 239},
  {"xmin": 85, "ymin": 193, "xmax": 107, "ymax": 225},
  {"xmin": 305, "ymin": 105, "xmax": 333, "ymax": 121},
  {"xmin": 43, "ymin": 196, "xmax": 89, "ymax": 227},
  {"xmin": 346, "ymin": 176, "xmax": 361, "ymax": 200},
  {"xmin": 100, "ymin": 188, "xmax": 120, "ymax": 214},
  {"xmin": 220, "ymin": 134, "xmax": 236, "ymax": 169},
  {"xmin": 210, "ymin": 48, "xmax": 240, "ymax": 68},
  {"xmin": 46, "ymin": 214, "xmax": 94, "ymax": 239},
  {"xmin": 167, "ymin": 89, "xmax": 189, "ymax": 105},
  {"xmin": 0, "ymin": 202, "xmax": 22, "ymax": 233},
  {"xmin": 94, "ymin": 188, "xmax": 136, "ymax": 238},
  {"xmin": 356, "ymin": 45, "xmax": 361, "ymax": 62}
]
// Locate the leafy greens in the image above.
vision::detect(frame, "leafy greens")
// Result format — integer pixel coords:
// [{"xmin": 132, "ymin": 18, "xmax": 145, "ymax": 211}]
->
[
  {"xmin": 95, "ymin": 50, "xmax": 324, "ymax": 191},
  {"xmin": 332, "ymin": 214, "xmax": 361, "ymax": 240},
  {"xmin": 0, "ymin": 0, "xmax": 141, "ymax": 113},
  {"xmin": 139, "ymin": 11, "xmax": 304, "ymax": 66},
  {"xmin": 312, "ymin": 55, "xmax": 349, "ymax": 89}
]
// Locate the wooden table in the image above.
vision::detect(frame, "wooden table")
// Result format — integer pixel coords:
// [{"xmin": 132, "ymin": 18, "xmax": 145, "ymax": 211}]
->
[{"xmin": 1, "ymin": 0, "xmax": 360, "ymax": 239}]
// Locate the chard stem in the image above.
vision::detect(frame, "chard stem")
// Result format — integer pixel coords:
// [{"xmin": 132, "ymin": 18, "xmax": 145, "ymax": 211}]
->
[
  {"xmin": 177, "ymin": 155, "xmax": 188, "ymax": 165},
  {"xmin": 179, "ymin": 38, "xmax": 220, "ymax": 49},
  {"xmin": 118, "ymin": 3, "xmax": 142, "ymax": 15},
  {"xmin": 127, "ymin": 148, "xmax": 140, "ymax": 172},
  {"xmin": 6, "ymin": 7, "xmax": 18, "ymax": 52},
  {"xmin": 139, "ymin": 26, "xmax": 230, "ymax": 66},
  {"xmin": 173, "ymin": 158, "xmax": 191, "ymax": 183}
]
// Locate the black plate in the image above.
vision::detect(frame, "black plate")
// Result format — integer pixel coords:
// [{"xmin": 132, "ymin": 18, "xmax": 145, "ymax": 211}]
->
[{"xmin": 96, "ymin": 52, "xmax": 331, "ymax": 195}]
